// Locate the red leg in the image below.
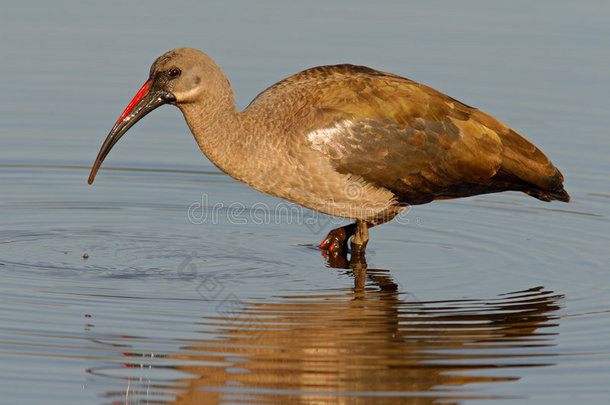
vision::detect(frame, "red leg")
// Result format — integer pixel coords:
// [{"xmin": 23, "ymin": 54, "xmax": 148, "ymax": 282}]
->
[
  {"xmin": 318, "ymin": 223, "xmax": 357, "ymax": 252},
  {"xmin": 318, "ymin": 215, "xmax": 393, "ymax": 254}
]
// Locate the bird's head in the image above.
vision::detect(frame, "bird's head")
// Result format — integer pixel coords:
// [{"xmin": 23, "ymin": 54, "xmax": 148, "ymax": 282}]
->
[{"xmin": 88, "ymin": 48, "xmax": 226, "ymax": 184}]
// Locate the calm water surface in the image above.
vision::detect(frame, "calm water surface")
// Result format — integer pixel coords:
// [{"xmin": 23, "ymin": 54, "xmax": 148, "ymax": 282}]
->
[{"xmin": 1, "ymin": 1, "xmax": 610, "ymax": 404}]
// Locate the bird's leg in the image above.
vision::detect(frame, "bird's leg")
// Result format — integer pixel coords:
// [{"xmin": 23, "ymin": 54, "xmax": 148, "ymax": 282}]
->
[
  {"xmin": 350, "ymin": 220, "xmax": 369, "ymax": 256},
  {"xmin": 318, "ymin": 220, "xmax": 372, "ymax": 254},
  {"xmin": 318, "ymin": 223, "xmax": 357, "ymax": 252},
  {"xmin": 318, "ymin": 210, "xmax": 400, "ymax": 254}
]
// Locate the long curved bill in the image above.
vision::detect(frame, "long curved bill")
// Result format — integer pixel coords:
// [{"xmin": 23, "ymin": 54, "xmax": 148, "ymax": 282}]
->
[{"xmin": 88, "ymin": 80, "xmax": 172, "ymax": 184}]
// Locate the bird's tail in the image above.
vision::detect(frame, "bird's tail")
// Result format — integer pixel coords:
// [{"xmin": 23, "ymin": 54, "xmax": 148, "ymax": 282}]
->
[
  {"xmin": 499, "ymin": 128, "xmax": 570, "ymax": 203},
  {"xmin": 523, "ymin": 182, "xmax": 570, "ymax": 202}
]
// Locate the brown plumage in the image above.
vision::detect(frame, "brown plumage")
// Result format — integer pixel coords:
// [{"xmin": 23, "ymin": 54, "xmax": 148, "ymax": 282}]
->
[{"xmin": 88, "ymin": 48, "xmax": 569, "ymax": 254}]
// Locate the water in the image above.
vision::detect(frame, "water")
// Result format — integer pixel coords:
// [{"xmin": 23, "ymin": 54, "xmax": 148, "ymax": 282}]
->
[{"xmin": 1, "ymin": 1, "xmax": 610, "ymax": 404}]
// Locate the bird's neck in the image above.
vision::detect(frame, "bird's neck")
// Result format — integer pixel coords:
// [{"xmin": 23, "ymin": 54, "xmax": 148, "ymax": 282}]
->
[{"xmin": 177, "ymin": 93, "xmax": 252, "ymax": 181}]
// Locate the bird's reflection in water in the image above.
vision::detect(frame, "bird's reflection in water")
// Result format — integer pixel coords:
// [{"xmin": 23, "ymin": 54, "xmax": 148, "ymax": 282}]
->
[
  {"xmin": 93, "ymin": 253, "xmax": 562, "ymax": 404},
  {"xmin": 159, "ymin": 252, "xmax": 563, "ymax": 404}
]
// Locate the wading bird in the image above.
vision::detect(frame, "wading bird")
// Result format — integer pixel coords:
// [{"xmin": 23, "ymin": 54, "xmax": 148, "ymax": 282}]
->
[{"xmin": 89, "ymin": 48, "xmax": 569, "ymax": 254}]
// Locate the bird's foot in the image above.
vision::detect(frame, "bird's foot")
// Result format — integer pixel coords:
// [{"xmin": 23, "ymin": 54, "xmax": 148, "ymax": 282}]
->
[
  {"xmin": 318, "ymin": 222, "xmax": 369, "ymax": 255},
  {"xmin": 318, "ymin": 227, "xmax": 349, "ymax": 252},
  {"xmin": 318, "ymin": 223, "xmax": 357, "ymax": 253}
]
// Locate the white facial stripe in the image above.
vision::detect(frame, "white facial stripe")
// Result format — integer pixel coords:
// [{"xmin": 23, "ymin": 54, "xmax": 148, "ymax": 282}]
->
[{"xmin": 175, "ymin": 86, "xmax": 200, "ymax": 102}]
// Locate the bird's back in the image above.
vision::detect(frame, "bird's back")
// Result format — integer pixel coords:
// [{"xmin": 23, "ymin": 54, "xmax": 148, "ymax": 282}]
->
[{"xmin": 247, "ymin": 64, "xmax": 569, "ymax": 205}]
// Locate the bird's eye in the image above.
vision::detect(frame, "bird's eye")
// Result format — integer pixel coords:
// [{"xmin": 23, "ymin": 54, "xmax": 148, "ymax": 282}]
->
[{"xmin": 168, "ymin": 67, "xmax": 181, "ymax": 78}]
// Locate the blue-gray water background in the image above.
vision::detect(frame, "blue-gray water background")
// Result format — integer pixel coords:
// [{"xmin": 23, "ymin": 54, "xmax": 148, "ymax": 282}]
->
[{"xmin": 1, "ymin": 1, "xmax": 609, "ymax": 404}]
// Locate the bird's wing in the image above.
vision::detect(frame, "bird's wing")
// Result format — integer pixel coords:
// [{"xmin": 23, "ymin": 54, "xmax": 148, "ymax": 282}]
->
[{"xmin": 299, "ymin": 65, "xmax": 565, "ymax": 203}]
